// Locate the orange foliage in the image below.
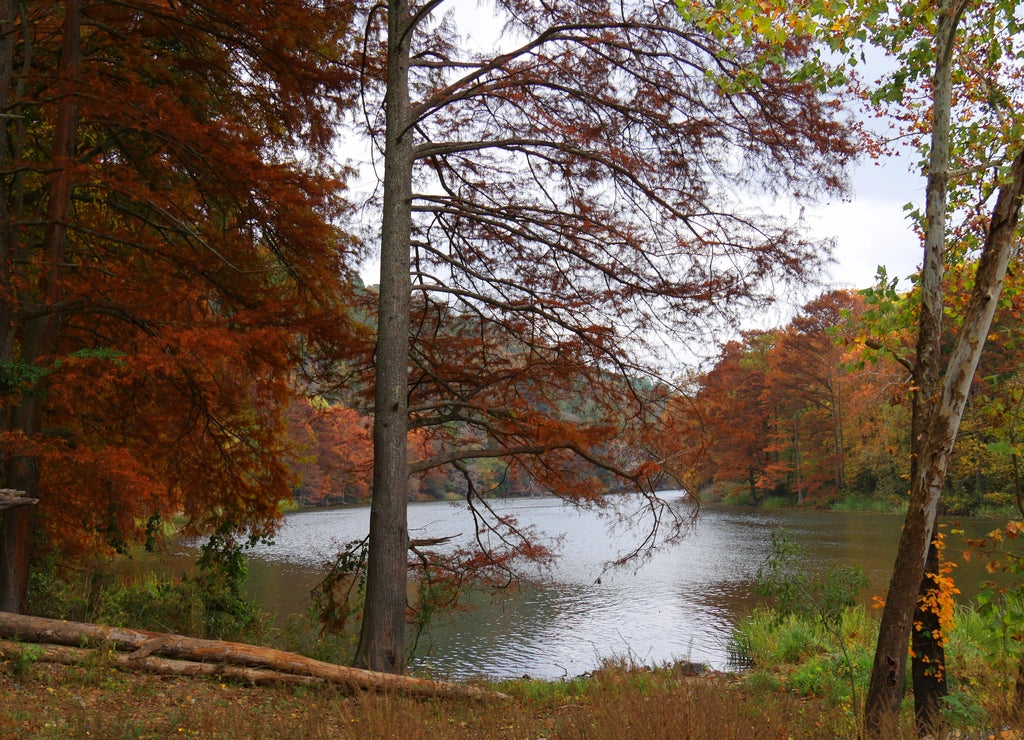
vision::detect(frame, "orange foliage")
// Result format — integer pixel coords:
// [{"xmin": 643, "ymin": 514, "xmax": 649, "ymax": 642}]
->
[
  {"xmin": 0, "ymin": 1, "xmax": 368, "ymax": 555},
  {"xmin": 660, "ymin": 290, "xmax": 909, "ymax": 506},
  {"xmin": 285, "ymin": 399, "xmax": 373, "ymax": 506}
]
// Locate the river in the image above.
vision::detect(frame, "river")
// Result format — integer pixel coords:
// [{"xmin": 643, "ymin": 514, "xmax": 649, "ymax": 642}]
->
[{"xmin": 150, "ymin": 492, "xmax": 1008, "ymax": 680}]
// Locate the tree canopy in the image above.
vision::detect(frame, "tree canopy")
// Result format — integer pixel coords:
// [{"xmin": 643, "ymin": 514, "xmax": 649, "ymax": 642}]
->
[
  {"xmin": 351, "ymin": 0, "xmax": 860, "ymax": 672},
  {"xmin": 0, "ymin": 0, "xmax": 367, "ymax": 575}
]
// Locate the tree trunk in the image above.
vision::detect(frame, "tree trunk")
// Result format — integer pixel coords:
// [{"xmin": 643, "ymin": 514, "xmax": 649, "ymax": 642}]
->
[
  {"xmin": 911, "ymin": 526, "xmax": 946, "ymax": 732},
  {"xmin": 0, "ymin": 494, "xmax": 35, "ymax": 613},
  {"xmin": 863, "ymin": 5, "xmax": 954, "ymax": 731},
  {"xmin": 353, "ymin": 0, "xmax": 414, "ymax": 674},
  {"xmin": 793, "ymin": 414, "xmax": 803, "ymax": 504},
  {"xmin": 833, "ymin": 380, "xmax": 845, "ymax": 491},
  {"xmin": 0, "ymin": 0, "xmax": 80, "ymax": 613},
  {"xmin": 0, "ymin": 0, "xmax": 22, "ymax": 363},
  {"xmin": 864, "ymin": 143, "xmax": 1024, "ymax": 735}
]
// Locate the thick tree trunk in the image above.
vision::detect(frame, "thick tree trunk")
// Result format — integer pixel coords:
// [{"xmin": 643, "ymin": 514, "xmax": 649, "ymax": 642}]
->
[
  {"xmin": 0, "ymin": 0, "xmax": 79, "ymax": 614},
  {"xmin": 0, "ymin": 0, "xmax": 21, "ymax": 362},
  {"xmin": 864, "ymin": 146, "xmax": 1024, "ymax": 736},
  {"xmin": 0, "ymin": 612, "xmax": 506, "ymax": 699},
  {"xmin": 354, "ymin": 0, "xmax": 414, "ymax": 674},
  {"xmin": 0, "ymin": 493, "xmax": 35, "ymax": 612}
]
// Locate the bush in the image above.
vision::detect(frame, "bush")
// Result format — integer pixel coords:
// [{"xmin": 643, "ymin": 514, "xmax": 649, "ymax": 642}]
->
[
  {"xmin": 27, "ymin": 530, "xmax": 269, "ymax": 643},
  {"xmin": 730, "ymin": 606, "xmax": 876, "ymax": 708},
  {"xmin": 756, "ymin": 530, "xmax": 869, "ymax": 626}
]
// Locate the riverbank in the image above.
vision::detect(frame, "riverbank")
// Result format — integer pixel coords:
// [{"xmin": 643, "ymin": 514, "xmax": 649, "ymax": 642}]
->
[{"xmin": 1, "ymin": 659, "xmax": 858, "ymax": 739}]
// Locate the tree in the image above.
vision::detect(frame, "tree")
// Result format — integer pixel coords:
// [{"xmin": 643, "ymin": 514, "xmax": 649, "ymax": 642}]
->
[
  {"xmin": 763, "ymin": 290, "xmax": 861, "ymax": 503},
  {"xmin": 664, "ymin": 333, "xmax": 775, "ymax": 504},
  {"xmin": 354, "ymin": 0, "xmax": 858, "ymax": 672},
  {"xmin": 0, "ymin": 1, "xmax": 363, "ymax": 610},
  {"xmin": 675, "ymin": 0, "xmax": 1024, "ymax": 731},
  {"xmin": 661, "ymin": 290, "xmax": 903, "ymax": 508},
  {"xmin": 854, "ymin": 3, "xmax": 1024, "ymax": 730},
  {"xmin": 285, "ymin": 398, "xmax": 373, "ymax": 506}
]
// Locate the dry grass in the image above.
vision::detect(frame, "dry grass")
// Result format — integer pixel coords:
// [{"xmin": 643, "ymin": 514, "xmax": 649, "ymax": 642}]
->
[{"xmin": 0, "ymin": 659, "xmax": 859, "ymax": 739}]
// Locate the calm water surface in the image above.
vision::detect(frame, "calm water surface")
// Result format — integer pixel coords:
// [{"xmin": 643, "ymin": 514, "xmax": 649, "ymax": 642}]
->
[{"xmin": 155, "ymin": 493, "xmax": 1002, "ymax": 680}]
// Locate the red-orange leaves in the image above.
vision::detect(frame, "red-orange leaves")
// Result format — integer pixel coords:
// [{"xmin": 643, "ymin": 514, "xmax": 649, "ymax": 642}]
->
[
  {"xmin": 285, "ymin": 398, "xmax": 373, "ymax": 507},
  {"xmin": 0, "ymin": 0, "xmax": 363, "ymax": 557}
]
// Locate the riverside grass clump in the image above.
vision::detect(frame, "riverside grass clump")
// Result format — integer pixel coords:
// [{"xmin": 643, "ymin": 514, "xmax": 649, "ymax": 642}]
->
[
  {"xmin": 26, "ymin": 537, "xmax": 271, "ymax": 645},
  {"xmin": 729, "ymin": 605, "xmax": 876, "ymax": 709},
  {"xmin": 0, "ymin": 658, "xmax": 856, "ymax": 739},
  {"xmin": 733, "ymin": 527, "xmax": 1024, "ymax": 735},
  {"xmin": 728, "ymin": 603, "xmax": 1024, "ymax": 735}
]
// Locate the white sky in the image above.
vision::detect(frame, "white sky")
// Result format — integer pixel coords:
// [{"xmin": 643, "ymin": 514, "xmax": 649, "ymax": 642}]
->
[{"xmin": 814, "ymin": 149, "xmax": 924, "ymax": 293}]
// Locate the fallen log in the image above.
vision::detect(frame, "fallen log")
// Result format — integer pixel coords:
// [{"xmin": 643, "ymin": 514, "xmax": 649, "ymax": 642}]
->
[
  {"xmin": 0, "ymin": 611, "xmax": 506, "ymax": 700},
  {"xmin": 0, "ymin": 639, "xmax": 320, "ymax": 686}
]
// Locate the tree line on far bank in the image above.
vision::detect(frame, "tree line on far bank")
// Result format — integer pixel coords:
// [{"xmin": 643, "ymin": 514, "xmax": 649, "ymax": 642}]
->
[
  {"xmin": 662, "ymin": 280, "xmax": 1024, "ymax": 518},
  {"xmin": 289, "ymin": 278, "xmax": 1024, "ymax": 520}
]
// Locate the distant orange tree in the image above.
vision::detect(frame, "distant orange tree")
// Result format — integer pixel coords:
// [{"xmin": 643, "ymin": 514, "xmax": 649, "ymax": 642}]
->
[
  {"xmin": 661, "ymin": 289, "xmax": 910, "ymax": 507},
  {"xmin": 286, "ymin": 399, "xmax": 374, "ymax": 507}
]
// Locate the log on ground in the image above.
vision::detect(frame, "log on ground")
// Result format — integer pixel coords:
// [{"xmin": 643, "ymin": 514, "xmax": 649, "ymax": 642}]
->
[
  {"xmin": 0, "ymin": 639, "xmax": 321, "ymax": 686},
  {"xmin": 0, "ymin": 611, "xmax": 507, "ymax": 700}
]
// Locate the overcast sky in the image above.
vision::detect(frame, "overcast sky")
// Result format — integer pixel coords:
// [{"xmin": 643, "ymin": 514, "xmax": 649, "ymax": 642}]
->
[
  {"xmin": 355, "ymin": 1, "xmax": 928, "ymax": 301},
  {"xmin": 814, "ymin": 147, "xmax": 924, "ymax": 294}
]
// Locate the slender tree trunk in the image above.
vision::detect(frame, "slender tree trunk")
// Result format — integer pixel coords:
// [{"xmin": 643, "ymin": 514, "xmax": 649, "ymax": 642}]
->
[
  {"xmin": 833, "ymin": 379, "xmax": 845, "ymax": 491},
  {"xmin": 864, "ymin": 143, "xmax": 1024, "ymax": 735},
  {"xmin": 911, "ymin": 525, "xmax": 946, "ymax": 731},
  {"xmin": 793, "ymin": 413, "xmax": 802, "ymax": 504},
  {"xmin": 862, "ymin": 5, "xmax": 954, "ymax": 730},
  {"xmin": 900, "ymin": 16, "xmax": 955, "ymax": 721},
  {"xmin": 353, "ymin": 0, "xmax": 414, "ymax": 674}
]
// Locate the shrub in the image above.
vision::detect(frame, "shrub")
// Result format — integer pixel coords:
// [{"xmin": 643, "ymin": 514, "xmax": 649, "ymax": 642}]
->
[{"xmin": 27, "ymin": 529, "xmax": 269, "ymax": 643}]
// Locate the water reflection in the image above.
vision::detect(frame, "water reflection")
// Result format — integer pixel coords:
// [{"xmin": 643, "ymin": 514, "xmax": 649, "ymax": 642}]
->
[{"xmin": 148, "ymin": 494, "xmax": 1009, "ymax": 680}]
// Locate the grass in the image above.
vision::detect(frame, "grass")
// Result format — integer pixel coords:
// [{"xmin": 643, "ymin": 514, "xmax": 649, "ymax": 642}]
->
[
  {"xmin": 6, "ymin": 603, "xmax": 1024, "ymax": 737},
  {"xmin": 828, "ymin": 495, "xmax": 906, "ymax": 514},
  {"xmin": 729, "ymin": 603, "xmax": 1024, "ymax": 736},
  {"xmin": 0, "ymin": 658, "xmax": 857, "ymax": 739},
  {"xmin": 20, "ymin": 537, "xmax": 1024, "ymax": 737},
  {"xmin": 759, "ymin": 494, "xmax": 797, "ymax": 509}
]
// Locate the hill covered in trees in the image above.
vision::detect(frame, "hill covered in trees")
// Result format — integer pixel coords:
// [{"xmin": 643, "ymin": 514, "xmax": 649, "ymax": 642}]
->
[{"xmin": 660, "ymin": 280, "xmax": 1024, "ymax": 516}]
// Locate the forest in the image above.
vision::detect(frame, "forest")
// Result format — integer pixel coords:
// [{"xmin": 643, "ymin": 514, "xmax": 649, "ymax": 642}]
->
[
  {"xmin": 288, "ymin": 276, "xmax": 1024, "ymax": 521},
  {"xmin": 662, "ymin": 279, "xmax": 1024, "ymax": 517},
  {"xmin": 0, "ymin": 0, "xmax": 1023, "ymax": 735}
]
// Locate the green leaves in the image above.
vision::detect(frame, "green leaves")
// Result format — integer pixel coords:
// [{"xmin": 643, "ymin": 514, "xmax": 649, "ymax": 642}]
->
[
  {"xmin": 0, "ymin": 361, "xmax": 48, "ymax": 396},
  {"xmin": 756, "ymin": 529, "xmax": 869, "ymax": 627}
]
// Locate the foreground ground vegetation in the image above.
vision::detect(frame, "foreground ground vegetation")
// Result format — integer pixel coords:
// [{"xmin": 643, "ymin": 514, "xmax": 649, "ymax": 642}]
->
[
  {"xmin": 0, "ymin": 655, "xmax": 875, "ymax": 739},
  {"xmin": 7, "ymin": 526, "xmax": 1024, "ymax": 738},
  {"xmin": 3, "ymin": 606, "xmax": 1024, "ymax": 739}
]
